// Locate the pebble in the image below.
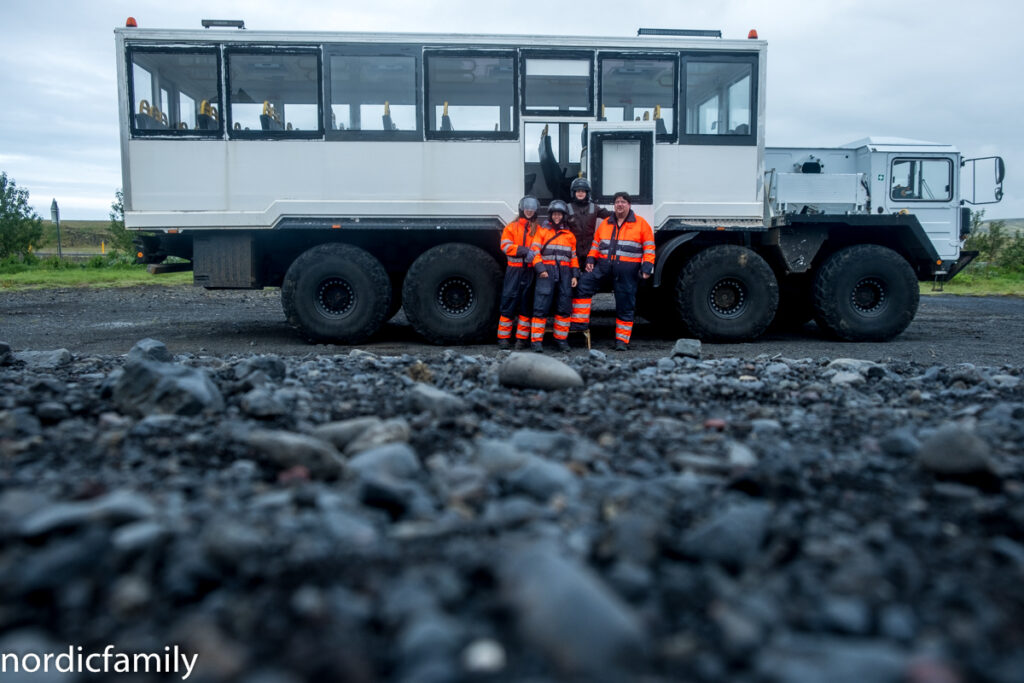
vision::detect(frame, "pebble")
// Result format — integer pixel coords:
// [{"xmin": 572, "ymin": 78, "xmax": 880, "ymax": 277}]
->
[
  {"xmin": 918, "ymin": 423, "xmax": 994, "ymax": 476},
  {"xmin": 498, "ymin": 352, "xmax": 584, "ymax": 390}
]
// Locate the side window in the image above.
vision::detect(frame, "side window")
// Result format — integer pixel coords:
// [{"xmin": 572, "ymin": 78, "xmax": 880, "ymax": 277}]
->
[
  {"xmin": 329, "ymin": 52, "xmax": 419, "ymax": 138},
  {"xmin": 226, "ymin": 49, "xmax": 322, "ymax": 138},
  {"xmin": 522, "ymin": 53, "xmax": 593, "ymax": 116},
  {"xmin": 128, "ymin": 49, "xmax": 221, "ymax": 135},
  {"xmin": 680, "ymin": 56, "xmax": 757, "ymax": 146},
  {"xmin": 891, "ymin": 159, "xmax": 953, "ymax": 201},
  {"xmin": 425, "ymin": 51, "xmax": 517, "ymax": 139},
  {"xmin": 599, "ymin": 54, "xmax": 676, "ymax": 141}
]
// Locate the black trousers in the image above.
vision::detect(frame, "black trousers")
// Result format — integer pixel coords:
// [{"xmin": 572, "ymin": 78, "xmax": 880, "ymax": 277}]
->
[
  {"xmin": 575, "ymin": 260, "xmax": 640, "ymax": 322},
  {"xmin": 500, "ymin": 266, "xmax": 535, "ymax": 318}
]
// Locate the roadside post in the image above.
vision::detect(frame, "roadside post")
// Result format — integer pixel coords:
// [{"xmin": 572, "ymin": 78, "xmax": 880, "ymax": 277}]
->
[{"xmin": 50, "ymin": 199, "xmax": 63, "ymax": 259}]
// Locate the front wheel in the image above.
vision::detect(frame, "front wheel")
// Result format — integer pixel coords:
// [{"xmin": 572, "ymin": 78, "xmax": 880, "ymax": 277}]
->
[
  {"xmin": 402, "ymin": 243, "xmax": 502, "ymax": 344},
  {"xmin": 281, "ymin": 243, "xmax": 391, "ymax": 344},
  {"xmin": 812, "ymin": 244, "xmax": 919, "ymax": 341},
  {"xmin": 675, "ymin": 245, "xmax": 779, "ymax": 342}
]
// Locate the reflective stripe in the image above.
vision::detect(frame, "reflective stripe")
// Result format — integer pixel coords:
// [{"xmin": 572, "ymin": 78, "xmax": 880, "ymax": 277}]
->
[
  {"xmin": 615, "ymin": 318, "xmax": 633, "ymax": 343},
  {"xmin": 531, "ymin": 317, "xmax": 546, "ymax": 342},
  {"xmin": 516, "ymin": 316, "xmax": 531, "ymax": 339}
]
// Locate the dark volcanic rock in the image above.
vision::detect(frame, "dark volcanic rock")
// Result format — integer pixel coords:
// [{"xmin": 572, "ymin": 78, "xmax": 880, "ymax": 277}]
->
[{"xmin": 111, "ymin": 358, "xmax": 224, "ymax": 416}]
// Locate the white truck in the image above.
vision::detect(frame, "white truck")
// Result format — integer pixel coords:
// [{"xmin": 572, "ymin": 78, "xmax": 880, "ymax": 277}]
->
[{"xmin": 117, "ymin": 21, "xmax": 1005, "ymax": 344}]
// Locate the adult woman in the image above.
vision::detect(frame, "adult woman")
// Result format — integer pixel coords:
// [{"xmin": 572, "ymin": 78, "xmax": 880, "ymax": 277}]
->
[
  {"xmin": 497, "ymin": 196, "xmax": 541, "ymax": 349},
  {"xmin": 528, "ymin": 200, "xmax": 579, "ymax": 352}
]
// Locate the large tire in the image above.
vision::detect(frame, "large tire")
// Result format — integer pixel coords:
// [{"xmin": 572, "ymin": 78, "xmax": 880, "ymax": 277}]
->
[
  {"xmin": 402, "ymin": 243, "xmax": 502, "ymax": 345},
  {"xmin": 281, "ymin": 243, "xmax": 391, "ymax": 344},
  {"xmin": 812, "ymin": 244, "xmax": 919, "ymax": 341},
  {"xmin": 675, "ymin": 245, "xmax": 779, "ymax": 342}
]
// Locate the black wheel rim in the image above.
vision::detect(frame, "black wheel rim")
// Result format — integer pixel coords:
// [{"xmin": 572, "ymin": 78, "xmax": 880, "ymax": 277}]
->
[
  {"xmin": 851, "ymin": 277, "xmax": 886, "ymax": 315},
  {"xmin": 436, "ymin": 276, "xmax": 475, "ymax": 317},
  {"xmin": 708, "ymin": 278, "xmax": 747, "ymax": 319},
  {"xmin": 316, "ymin": 277, "xmax": 355, "ymax": 317}
]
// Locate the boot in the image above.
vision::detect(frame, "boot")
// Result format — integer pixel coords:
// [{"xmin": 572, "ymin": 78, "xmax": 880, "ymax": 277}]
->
[
  {"xmin": 531, "ymin": 341, "xmax": 544, "ymax": 353},
  {"xmin": 514, "ymin": 339, "xmax": 528, "ymax": 351},
  {"xmin": 556, "ymin": 339, "xmax": 570, "ymax": 352},
  {"xmin": 497, "ymin": 338, "xmax": 511, "ymax": 350},
  {"xmin": 614, "ymin": 341, "xmax": 628, "ymax": 352}
]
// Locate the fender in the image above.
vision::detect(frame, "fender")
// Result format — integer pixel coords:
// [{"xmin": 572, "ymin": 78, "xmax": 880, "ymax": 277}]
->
[{"xmin": 653, "ymin": 232, "xmax": 699, "ymax": 287}]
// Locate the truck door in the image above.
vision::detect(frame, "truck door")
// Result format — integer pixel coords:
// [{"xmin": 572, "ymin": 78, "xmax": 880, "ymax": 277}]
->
[
  {"xmin": 585, "ymin": 120, "xmax": 656, "ymax": 224},
  {"xmin": 885, "ymin": 154, "xmax": 959, "ymax": 260}
]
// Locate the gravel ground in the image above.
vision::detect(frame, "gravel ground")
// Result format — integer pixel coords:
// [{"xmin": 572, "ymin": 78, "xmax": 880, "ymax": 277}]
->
[
  {"xmin": 1, "ymin": 288, "xmax": 1023, "ymax": 682},
  {"xmin": 2, "ymin": 285, "xmax": 1024, "ymax": 364}
]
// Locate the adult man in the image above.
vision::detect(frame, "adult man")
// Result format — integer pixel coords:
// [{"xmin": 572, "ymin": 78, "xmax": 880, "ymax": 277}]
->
[
  {"xmin": 570, "ymin": 192, "xmax": 655, "ymax": 351},
  {"xmin": 565, "ymin": 177, "xmax": 610, "ymax": 267},
  {"xmin": 497, "ymin": 196, "xmax": 541, "ymax": 349}
]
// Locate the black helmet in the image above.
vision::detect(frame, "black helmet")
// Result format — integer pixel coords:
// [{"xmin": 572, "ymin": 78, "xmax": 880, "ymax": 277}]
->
[
  {"xmin": 518, "ymin": 195, "xmax": 540, "ymax": 215},
  {"xmin": 548, "ymin": 200, "xmax": 569, "ymax": 217},
  {"xmin": 570, "ymin": 177, "xmax": 591, "ymax": 202}
]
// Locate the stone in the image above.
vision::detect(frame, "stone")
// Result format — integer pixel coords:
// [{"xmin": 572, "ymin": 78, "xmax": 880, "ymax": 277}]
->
[
  {"xmin": 348, "ymin": 443, "xmax": 422, "ymax": 481},
  {"xmin": 879, "ymin": 428, "xmax": 921, "ymax": 458},
  {"xmin": 246, "ymin": 429, "xmax": 346, "ymax": 478},
  {"xmin": 918, "ymin": 423, "xmax": 993, "ymax": 475},
  {"xmin": 475, "ymin": 439, "xmax": 530, "ymax": 475},
  {"xmin": 408, "ymin": 383, "xmax": 467, "ymax": 418},
  {"xmin": 505, "ymin": 456, "xmax": 579, "ymax": 501},
  {"xmin": 235, "ymin": 355, "xmax": 288, "ymax": 381},
  {"xmin": 462, "ymin": 639, "xmax": 506, "ymax": 674},
  {"xmin": 0, "ymin": 341, "xmax": 12, "ymax": 366},
  {"xmin": 727, "ymin": 441, "xmax": 758, "ymax": 468},
  {"xmin": 312, "ymin": 416, "xmax": 384, "ymax": 450},
  {"xmin": 19, "ymin": 489, "xmax": 157, "ymax": 538},
  {"xmin": 502, "ymin": 542, "xmax": 646, "ymax": 678},
  {"xmin": 756, "ymin": 633, "xmax": 907, "ymax": 683},
  {"xmin": 345, "ymin": 419, "xmax": 412, "ymax": 456},
  {"xmin": 672, "ymin": 339, "xmax": 702, "ymax": 359},
  {"xmin": 679, "ymin": 500, "xmax": 772, "ymax": 566},
  {"xmin": 831, "ymin": 371, "xmax": 866, "ymax": 386},
  {"xmin": 13, "ymin": 348, "xmax": 72, "ymax": 370},
  {"xmin": 240, "ymin": 388, "xmax": 288, "ymax": 418},
  {"xmin": 112, "ymin": 358, "xmax": 224, "ymax": 417},
  {"xmin": 498, "ymin": 352, "xmax": 584, "ymax": 390},
  {"xmin": 35, "ymin": 401, "xmax": 70, "ymax": 423},
  {"xmin": 126, "ymin": 338, "xmax": 173, "ymax": 363}
]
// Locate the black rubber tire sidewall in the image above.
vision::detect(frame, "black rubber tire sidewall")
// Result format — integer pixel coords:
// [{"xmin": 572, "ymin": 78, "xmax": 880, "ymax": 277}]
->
[
  {"xmin": 281, "ymin": 243, "xmax": 391, "ymax": 344},
  {"xmin": 675, "ymin": 245, "xmax": 779, "ymax": 342},
  {"xmin": 812, "ymin": 244, "xmax": 919, "ymax": 341},
  {"xmin": 402, "ymin": 243, "xmax": 502, "ymax": 345}
]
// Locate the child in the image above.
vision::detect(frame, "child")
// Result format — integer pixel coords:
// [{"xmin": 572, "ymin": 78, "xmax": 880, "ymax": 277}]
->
[
  {"xmin": 528, "ymin": 200, "xmax": 579, "ymax": 352},
  {"xmin": 498, "ymin": 196, "xmax": 541, "ymax": 349}
]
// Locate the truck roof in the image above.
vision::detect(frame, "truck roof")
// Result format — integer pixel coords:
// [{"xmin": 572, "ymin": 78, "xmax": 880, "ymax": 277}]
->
[{"xmin": 842, "ymin": 137, "xmax": 959, "ymax": 154}]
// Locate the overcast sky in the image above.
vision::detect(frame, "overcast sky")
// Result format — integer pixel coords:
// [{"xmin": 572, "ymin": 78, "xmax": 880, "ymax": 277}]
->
[{"xmin": 1, "ymin": 0, "xmax": 1020, "ymax": 220}]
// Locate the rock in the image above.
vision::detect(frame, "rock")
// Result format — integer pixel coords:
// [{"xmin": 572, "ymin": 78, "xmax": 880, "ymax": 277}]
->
[
  {"xmin": 679, "ymin": 500, "xmax": 772, "ymax": 566},
  {"xmin": 246, "ymin": 429, "xmax": 346, "ymax": 478},
  {"xmin": 827, "ymin": 358, "xmax": 881, "ymax": 375},
  {"xmin": 20, "ymin": 489, "xmax": 157, "ymax": 537},
  {"xmin": 756, "ymin": 633, "xmax": 907, "ymax": 683},
  {"xmin": 727, "ymin": 441, "xmax": 758, "ymax": 467},
  {"xmin": 918, "ymin": 423, "xmax": 994, "ymax": 475},
  {"xmin": 345, "ymin": 419, "xmax": 412, "ymax": 456},
  {"xmin": 312, "ymin": 416, "xmax": 384, "ymax": 450},
  {"xmin": 672, "ymin": 339, "xmax": 702, "ymax": 359},
  {"xmin": 475, "ymin": 439, "xmax": 530, "ymax": 475},
  {"xmin": 126, "ymin": 338, "xmax": 173, "ymax": 363},
  {"xmin": 498, "ymin": 353, "xmax": 584, "ymax": 390},
  {"xmin": 112, "ymin": 358, "xmax": 224, "ymax": 417},
  {"xmin": 0, "ymin": 341, "xmax": 12, "ymax": 366},
  {"xmin": 348, "ymin": 443, "xmax": 422, "ymax": 481},
  {"xmin": 831, "ymin": 371, "xmax": 865, "ymax": 386},
  {"xmin": 502, "ymin": 542, "xmax": 646, "ymax": 678},
  {"xmin": 235, "ymin": 355, "xmax": 288, "ymax": 381},
  {"xmin": 408, "ymin": 383, "xmax": 467, "ymax": 418},
  {"xmin": 240, "ymin": 388, "xmax": 287, "ymax": 418},
  {"xmin": 462, "ymin": 639, "xmax": 507, "ymax": 674},
  {"xmin": 505, "ymin": 456, "xmax": 579, "ymax": 501},
  {"xmin": 879, "ymin": 428, "xmax": 921, "ymax": 457},
  {"xmin": 35, "ymin": 401, "xmax": 70, "ymax": 423},
  {"xmin": 13, "ymin": 348, "xmax": 72, "ymax": 370}
]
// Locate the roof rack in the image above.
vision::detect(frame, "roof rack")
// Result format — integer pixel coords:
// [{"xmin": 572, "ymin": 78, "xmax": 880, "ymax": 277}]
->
[{"xmin": 201, "ymin": 19, "xmax": 246, "ymax": 29}]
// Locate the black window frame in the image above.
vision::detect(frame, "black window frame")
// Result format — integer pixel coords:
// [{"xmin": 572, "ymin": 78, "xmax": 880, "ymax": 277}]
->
[
  {"xmin": 324, "ymin": 43, "xmax": 423, "ymax": 142},
  {"xmin": 224, "ymin": 45, "xmax": 324, "ymax": 140},
  {"xmin": 679, "ymin": 52, "xmax": 758, "ymax": 147},
  {"xmin": 424, "ymin": 48, "xmax": 519, "ymax": 141},
  {"xmin": 589, "ymin": 131, "xmax": 654, "ymax": 205},
  {"xmin": 126, "ymin": 45, "xmax": 223, "ymax": 138},
  {"xmin": 889, "ymin": 157, "xmax": 954, "ymax": 202},
  {"xmin": 520, "ymin": 49, "xmax": 595, "ymax": 118},
  {"xmin": 597, "ymin": 51, "xmax": 678, "ymax": 144}
]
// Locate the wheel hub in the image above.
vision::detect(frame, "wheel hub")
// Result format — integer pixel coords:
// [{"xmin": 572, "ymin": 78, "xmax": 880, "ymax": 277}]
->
[
  {"xmin": 437, "ymin": 277, "xmax": 474, "ymax": 316},
  {"xmin": 316, "ymin": 277, "xmax": 355, "ymax": 317},
  {"xmin": 851, "ymin": 277, "xmax": 886, "ymax": 314},
  {"xmin": 709, "ymin": 278, "xmax": 747, "ymax": 319}
]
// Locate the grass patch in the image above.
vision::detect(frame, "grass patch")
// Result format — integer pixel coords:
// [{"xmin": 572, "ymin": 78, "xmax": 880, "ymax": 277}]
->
[
  {"xmin": 0, "ymin": 254, "xmax": 192, "ymax": 290},
  {"xmin": 922, "ymin": 266, "xmax": 1024, "ymax": 297}
]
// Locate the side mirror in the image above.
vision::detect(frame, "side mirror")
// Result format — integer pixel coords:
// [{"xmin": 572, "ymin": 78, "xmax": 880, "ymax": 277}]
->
[
  {"xmin": 996, "ymin": 157, "xmax": 1005, "ymax": 184},
  {"xmin": 961, "ymin": 156, "xmax": 1006, "ymax": 205}
]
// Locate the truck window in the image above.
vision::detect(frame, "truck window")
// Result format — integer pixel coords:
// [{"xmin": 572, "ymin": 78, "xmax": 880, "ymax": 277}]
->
[
  {"xmin": 522, "ymin": 54, "xmax": 593, "ymax": 116},
  {"xmin": 890, "ymin": 158, "xmax": 952, "ymax": 201},
  {"xmin": 329, "ymin": 52, "xmax": 419, "ymax": 136},
  {"xmin": 425, "ymin": 51, "xmax": 517, "ymax": 139},
  {"xmin": 599, "ymin": 54, "xmax": 676, "ymax": 140},
  {"xmin": 226, "ymin": 49, "xmax": 322, "ymax": 137},
  {"xmin": 683, "ymin": 60, "xmax": 753, "ymax": 138},
  {"xmin": 128, "ymin": 48, "xmax": 220, "ymax": 135}
]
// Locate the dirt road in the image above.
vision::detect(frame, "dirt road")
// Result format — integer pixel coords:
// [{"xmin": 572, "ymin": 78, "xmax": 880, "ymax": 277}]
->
[{"xmin": 2, "ymin": 285, "xmax": 1022, "ymax": 365}]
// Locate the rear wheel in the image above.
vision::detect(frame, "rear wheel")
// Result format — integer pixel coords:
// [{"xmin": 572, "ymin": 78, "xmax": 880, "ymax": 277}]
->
[
  {"xmin": 675, "ymin": 245, "xmax": 778, "ymax": 342},
  {"xmin": 812, "ymin": 244, "xmax": 919, "ymax": 341},
  {"xmin": 402, "ymin": 243, "xmax": 502, "ymax": 344},
  {"xmin": 282, "ymin": 243, "xmax": 391, "ymax": 344}
]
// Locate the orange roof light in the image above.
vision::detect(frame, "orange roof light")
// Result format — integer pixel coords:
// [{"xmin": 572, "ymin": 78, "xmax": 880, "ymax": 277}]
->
[
  {"xmin": 126, "ymin": 17, "xmax": 138, "ymax": 27},
  {"xmin": 748, "ymin": 29, "xmax": 758, "ymax": 39}
]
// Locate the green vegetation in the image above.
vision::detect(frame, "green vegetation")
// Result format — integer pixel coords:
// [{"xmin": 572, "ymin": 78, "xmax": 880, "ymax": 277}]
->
[
  {"xmin": 0, "ymin": 253, "xmax": 191, "ymax": 289},
  {"xmin": 0, "ymin": 172, "xmax": 44, "ymax": 259},
  {"xmin": 923, "ymin": 211, "xmax": 1024, "ymax": 297}
]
